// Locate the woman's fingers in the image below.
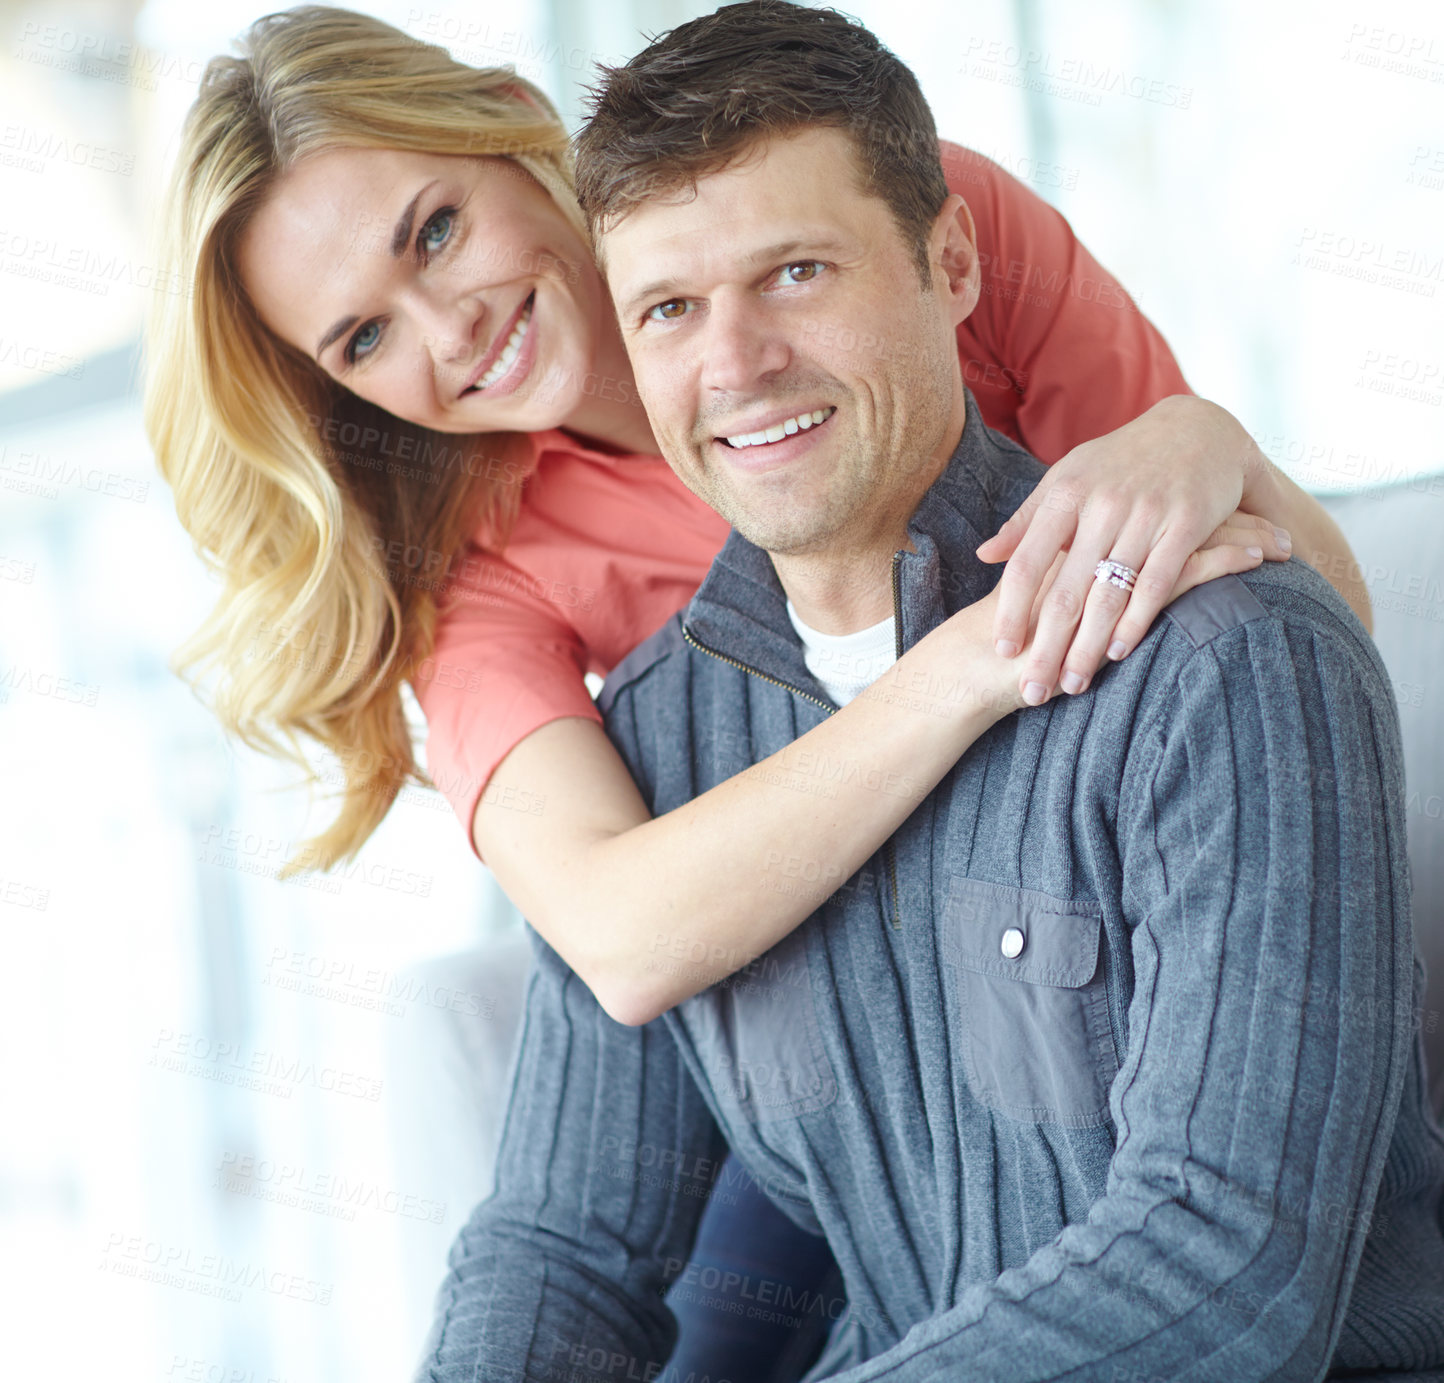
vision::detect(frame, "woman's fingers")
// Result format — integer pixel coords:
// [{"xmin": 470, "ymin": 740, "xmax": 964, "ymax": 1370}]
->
[
  {"xmin": 982, "ymin": 483, "xmax": 1083, "ymax": 658},
  {"xmin": 974, "ymin": 509, "xmax": 1025, "ymax": 564},
  {"xmin": 1057, "ymin": 540, "xmax": 1267, "ymax": 694},
  {"xmin": 1111, "ymin": 511, "xmax": 1297, "ymax": 657},
  {"xmin": 1102, "ymin": 532, "xmax": 1268, "ymax": 667},
  {"xmin": 1051, "ymin": 513, "xmax": 1288, "ymax": 692},
  {"xmin": 986, "ymin": 496, "xmax": 1290, "ymax": 697},
  {"xmin": 1011, "ymin": 503, "xmax": 1133, "ymax": 701},
  {"xmin": 1198, "ymin": 510, "xmax": 1291, "ymax": 559},
  {"xmin": 1054, "ymin": 546, "xmax": 1150, "ymax": 694}
]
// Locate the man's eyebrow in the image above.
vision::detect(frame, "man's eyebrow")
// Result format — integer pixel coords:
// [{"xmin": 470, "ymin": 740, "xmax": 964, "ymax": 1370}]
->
[
  {"xmin": 314, "ymin": 181, "xmax": 437, "ymax": 361},
  {"xmin": 617, "ymin": 236, "xmax": 849, "ymax": 319}
]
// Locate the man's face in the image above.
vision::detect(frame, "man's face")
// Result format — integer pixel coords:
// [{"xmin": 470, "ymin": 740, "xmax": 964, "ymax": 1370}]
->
[{"xmin": 601, "ymin": 126, "xmax": 974, "ymax": 557}]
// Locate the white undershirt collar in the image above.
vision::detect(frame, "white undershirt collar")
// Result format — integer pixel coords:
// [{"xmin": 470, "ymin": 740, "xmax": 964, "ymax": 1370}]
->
[{"xmin": 784, "ymin": 600, "xmax": 898, "ymax": 707}]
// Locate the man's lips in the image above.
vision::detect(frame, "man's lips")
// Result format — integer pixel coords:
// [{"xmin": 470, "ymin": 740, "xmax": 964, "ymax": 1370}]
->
[
  {"xmin": 708, "ymin": 405, "xmax": 837, "ymax": 472},
  {"xmin": 716, "ymin": 405, "xmax": 836, "ymax": 449},
  {"xmin": 459, "ymin": 291, "xmax": 534, "ymax": 397}
]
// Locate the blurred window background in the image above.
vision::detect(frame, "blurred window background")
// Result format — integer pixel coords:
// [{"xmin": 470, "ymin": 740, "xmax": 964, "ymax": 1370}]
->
[{"xmin": 1, "ymin": 0, "xmax": 1440, "ymax": 1378}]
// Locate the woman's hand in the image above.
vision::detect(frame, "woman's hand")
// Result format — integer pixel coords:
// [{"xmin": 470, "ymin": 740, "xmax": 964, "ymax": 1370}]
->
[
  {"xmin": 940, "ymin": 518, "xmax": 1275, "ymax": 714},
  {"xmin": 976, "ymin": 396, "xmax": 1293, "ymax": 704}
]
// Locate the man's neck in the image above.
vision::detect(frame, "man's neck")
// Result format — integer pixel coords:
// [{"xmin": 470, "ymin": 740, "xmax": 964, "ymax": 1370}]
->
[{"xmin": 772, "ymin": 544, "xmax": 905, "ymax": 634}]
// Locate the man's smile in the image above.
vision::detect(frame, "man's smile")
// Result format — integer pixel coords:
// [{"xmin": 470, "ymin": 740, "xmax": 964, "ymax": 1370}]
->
[
  {"xmin": 719, "ymin": 405, "xmax": 836, "ymax": 449},
  {"xmin": 708, "ymin": 405, "xmax": 838, "ymax": 473}
]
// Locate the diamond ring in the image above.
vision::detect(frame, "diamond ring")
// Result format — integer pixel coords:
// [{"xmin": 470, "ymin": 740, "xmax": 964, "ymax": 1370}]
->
[{"xmin": 1094, "ymin": 559, "xmax": 1138, "ymax": 592}]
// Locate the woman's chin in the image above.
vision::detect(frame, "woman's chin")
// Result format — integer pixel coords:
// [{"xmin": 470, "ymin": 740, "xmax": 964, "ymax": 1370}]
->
[{"xmin": 499, "ymin": 357, "xmax": 592, "ymax": 433}]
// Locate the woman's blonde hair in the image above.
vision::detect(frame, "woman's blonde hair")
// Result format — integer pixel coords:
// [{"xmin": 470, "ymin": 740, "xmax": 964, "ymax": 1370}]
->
[{"xmin": 146, "ymin": 5, "xmax": 582, "ymax": 872}]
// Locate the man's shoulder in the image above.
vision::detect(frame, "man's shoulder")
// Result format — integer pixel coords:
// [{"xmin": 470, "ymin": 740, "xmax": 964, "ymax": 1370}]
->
[
  {"xmin": 1135, "ymin": 555, "xmax": 1393, "ymax": 709},
  {"xmin": 595, "ymin": 614, "xmax": 691, "ymax": 720}
]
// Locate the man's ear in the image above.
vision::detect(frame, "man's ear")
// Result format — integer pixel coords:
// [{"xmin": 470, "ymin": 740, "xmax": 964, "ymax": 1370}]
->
[{"xmin": 930, "ymin": 193, "xmax": 980, "ymax": 327}]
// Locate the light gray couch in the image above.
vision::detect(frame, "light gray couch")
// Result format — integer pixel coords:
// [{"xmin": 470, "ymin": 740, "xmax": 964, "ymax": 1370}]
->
[{"xmin": 1322, "ymin": 481, "xmax": 1444, "ymax": 1115}]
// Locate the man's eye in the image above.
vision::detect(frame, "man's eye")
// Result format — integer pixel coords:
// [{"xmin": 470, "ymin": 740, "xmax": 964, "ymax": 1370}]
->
[
  {"xmin": 347, "ymin": 321, "xmax": 382, "ymax": 363},
  {"xmin": 776, "ymin": 261, "xmax": 824, "ymax": 285},
  {"xmin": 418, "ymin": 208, "xmax": 455, "ymax": 257},
  {"xmin": 646, "ymin": 299, "xmax": 690, "ymax": 323}
]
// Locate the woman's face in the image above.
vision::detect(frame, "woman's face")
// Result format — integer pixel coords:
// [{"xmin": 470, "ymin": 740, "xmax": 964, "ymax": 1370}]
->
[{"xmin": 237, "ymin": 148, "xmax": 614, "ymax": 435}]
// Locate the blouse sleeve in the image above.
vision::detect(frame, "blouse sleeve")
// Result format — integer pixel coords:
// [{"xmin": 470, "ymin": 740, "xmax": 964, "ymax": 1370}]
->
[
  {"xmin": 413, "ymin": 542, "xmax": 603, "ymax": 852},
  {"xmin": 941, "ymin": 141, "xmax": 1192, "ymax": 462}
]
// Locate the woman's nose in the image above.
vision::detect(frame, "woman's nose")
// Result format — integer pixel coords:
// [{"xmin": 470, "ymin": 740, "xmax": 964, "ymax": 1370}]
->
[{"xmin": 409, "ymin": 286, "xmax": 482, "ymax": 365}]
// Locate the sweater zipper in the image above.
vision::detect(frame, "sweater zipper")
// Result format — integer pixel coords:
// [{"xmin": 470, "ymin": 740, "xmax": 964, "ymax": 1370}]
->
[
  {"xmin": 681, "ymin": 550, "xmax": 908, "ymax": 932},
  {"xmin": 680, "ymin": 625, "xmax": 835, "ymax": 712},
  {"xmin": 885, "ymin": 552, "xmax": 905, "ymax": 929}
]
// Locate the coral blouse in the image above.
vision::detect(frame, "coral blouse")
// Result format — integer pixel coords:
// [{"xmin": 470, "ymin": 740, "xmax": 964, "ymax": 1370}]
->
[{"xmin": 416, "ymin": 144, "xmax": 1190, "ymax": 846}]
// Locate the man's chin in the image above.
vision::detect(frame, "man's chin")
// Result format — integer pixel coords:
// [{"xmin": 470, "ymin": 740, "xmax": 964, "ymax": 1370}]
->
[
  {"xmin": 727, "ymin": 512, "xmax": 836, "ymax": 556},
  {"xmin": 693, "ymin": 473, "xmax": 841, "ymax": 554}
]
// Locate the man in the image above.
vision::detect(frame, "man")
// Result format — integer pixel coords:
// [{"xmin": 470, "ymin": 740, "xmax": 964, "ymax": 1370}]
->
[{"xmin": 416, "ymin": 4, "xmax": 1444, "ymax": 1379}]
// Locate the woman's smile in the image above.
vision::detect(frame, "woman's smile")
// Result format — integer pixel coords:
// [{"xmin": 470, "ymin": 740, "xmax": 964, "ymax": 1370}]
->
[{"xmin": 461, "ymin": 291, "xmax": 536, "ymax": 397}]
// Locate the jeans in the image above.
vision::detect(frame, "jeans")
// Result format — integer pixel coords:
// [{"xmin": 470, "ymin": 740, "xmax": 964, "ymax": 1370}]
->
[{"xmin": 666, "ymin": 1153, "xmax": 842, "ymax": 1383}]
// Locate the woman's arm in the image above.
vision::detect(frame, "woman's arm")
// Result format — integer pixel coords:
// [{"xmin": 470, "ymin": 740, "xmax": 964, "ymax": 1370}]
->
[
  {"xmin": 1239, "ymin": 429, "xmax": 1372, "ymax": 630},
  {"xmin": 941, "ymin": 149, "xmax": 1370, "ymax": 696},
  {"xmin": 977, "ymin": 395, "xmax": 1373, "ymax": 701},
  {"xmin": 475, "ymin": 530, "xmax": 1280, "ymax": 1027}
]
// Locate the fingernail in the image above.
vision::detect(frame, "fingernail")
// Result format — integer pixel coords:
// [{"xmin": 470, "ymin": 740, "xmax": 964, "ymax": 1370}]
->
[
  {"xmin": 1061, "ymin": 671, "xmax": 1085, "ymax": 695},
  {"xmin": 1107, "ymin": 641, "xmax": 1127, "ymax": 661},
  {"xmin": 1274, "ymin": 527, "xmax": 1292, "ymax": 554},
  {"xmin": 1247, "ymin": 546, "xmax": 1264, "ymax": 559},
  {"xmin": 995, "ymin": 639, "xmax": 1020, "ymax": 658},
  {"xmin": 1023, "ymin": 681, "xmax": 1048, "ymax": 705}
]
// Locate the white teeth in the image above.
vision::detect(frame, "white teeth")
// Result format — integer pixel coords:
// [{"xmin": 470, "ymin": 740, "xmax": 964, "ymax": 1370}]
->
[
  {"xmin": 725, "ymin": 406, "xmax": 834, "ymax": 449},
  {"xmin": 471, "ymin": 299, "xmax": 533, "ymax": 392}
]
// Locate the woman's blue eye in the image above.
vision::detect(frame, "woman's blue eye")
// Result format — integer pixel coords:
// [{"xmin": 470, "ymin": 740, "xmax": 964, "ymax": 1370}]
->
[
  {"xmin": 349, "ymin": 321, "xmax": 382, "ymax": 361},
  {"xmin": 420, "ymin": 209, "xmax": 454, "ymax": 256}
]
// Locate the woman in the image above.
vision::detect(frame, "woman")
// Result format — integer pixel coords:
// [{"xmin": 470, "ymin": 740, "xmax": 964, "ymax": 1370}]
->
[{"xmin": 147, "ymin": 7, "xmax": 1365, "ymax": 1375}]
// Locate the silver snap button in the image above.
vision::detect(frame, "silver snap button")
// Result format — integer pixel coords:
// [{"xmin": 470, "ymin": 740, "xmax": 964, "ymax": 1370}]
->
[{"xmin": 1000, "ymin": 927, "xmax": 1025, "ymax": 959}]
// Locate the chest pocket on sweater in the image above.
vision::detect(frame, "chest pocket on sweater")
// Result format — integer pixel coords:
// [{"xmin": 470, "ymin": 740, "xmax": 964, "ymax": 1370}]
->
[{"xmin": 943, "ymin": 876, "xmax": 1118, "ymax": 1128}]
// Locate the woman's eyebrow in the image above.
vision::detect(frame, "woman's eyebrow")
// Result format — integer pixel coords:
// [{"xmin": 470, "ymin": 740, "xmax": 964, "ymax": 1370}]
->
[
  {"xmin": 316, "ymin": 314, "xmax": 359, "ymax": 362},
  {"xmin": 388, "ymin": 181, "xmax": 438, "ymax": 257}
]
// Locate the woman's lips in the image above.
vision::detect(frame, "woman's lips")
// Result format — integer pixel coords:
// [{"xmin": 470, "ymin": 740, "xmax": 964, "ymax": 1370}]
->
[{"xmin": 460, "ymin": 291, "xmax": 536, "ymax": 398}]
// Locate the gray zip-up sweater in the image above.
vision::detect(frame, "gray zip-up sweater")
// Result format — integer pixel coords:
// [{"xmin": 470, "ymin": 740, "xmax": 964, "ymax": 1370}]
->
[{"xmin": 417, "ymin": 398, "xmax": 1444, "ymax": 1382}]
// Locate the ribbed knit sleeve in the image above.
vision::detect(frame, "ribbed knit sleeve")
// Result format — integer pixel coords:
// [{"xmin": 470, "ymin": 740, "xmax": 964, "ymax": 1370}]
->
[
  {"xmin": 824, "ymin": 617, "xmax": 1418, "ymax": 1381},
  {"xmin": 412, "ymin": 933, "xmax": 729, "ymax": 1383}
]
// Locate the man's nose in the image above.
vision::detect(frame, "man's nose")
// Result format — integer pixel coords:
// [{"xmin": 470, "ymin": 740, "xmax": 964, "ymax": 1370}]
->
[{"xmin": 700, "ymin": 294, "xmax": 791, "ymax": 394}]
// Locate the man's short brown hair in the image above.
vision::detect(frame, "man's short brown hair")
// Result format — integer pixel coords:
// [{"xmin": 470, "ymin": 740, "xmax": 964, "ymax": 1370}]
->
[{"xmin": 574, "ymin": 0, "xmax": 950, "ymax": 284}]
